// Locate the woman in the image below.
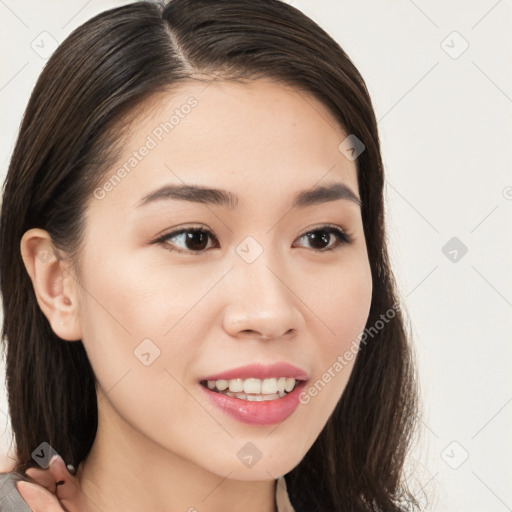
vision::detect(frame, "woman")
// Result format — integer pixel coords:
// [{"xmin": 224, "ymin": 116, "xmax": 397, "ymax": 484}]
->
[{"xmin": 0, "ymin": 0, "xmax": 421, "ymax": 510}]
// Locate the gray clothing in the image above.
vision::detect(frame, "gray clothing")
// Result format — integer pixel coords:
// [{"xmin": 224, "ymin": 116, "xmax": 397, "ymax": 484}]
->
[{"xmin": 0, "ymin": 472, "xmax": 30, "ymax": 511}]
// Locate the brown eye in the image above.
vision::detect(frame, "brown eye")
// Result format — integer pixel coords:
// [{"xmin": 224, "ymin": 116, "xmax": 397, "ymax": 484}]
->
[
  {"xmin": 157, "ymin": 228, "xmax": 218, "ymax": 253},
  {"xmin": 155, "ymin": 224, "xmax": 352, "ymax": 255},
  {"xmin": 294, "ymin": 226, "xmax": 352, "ymax": 252}
]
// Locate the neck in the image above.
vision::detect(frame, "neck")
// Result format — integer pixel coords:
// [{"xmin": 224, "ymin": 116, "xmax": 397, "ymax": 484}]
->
[{"xmin": 75, "ymin": 396, "xmax": 278, "ymax": 512}]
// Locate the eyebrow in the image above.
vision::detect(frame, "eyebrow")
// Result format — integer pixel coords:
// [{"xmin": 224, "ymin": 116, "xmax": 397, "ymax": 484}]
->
[{"xmin": 137, "ymin": 181, "xmax": 361, "ymax": 209}]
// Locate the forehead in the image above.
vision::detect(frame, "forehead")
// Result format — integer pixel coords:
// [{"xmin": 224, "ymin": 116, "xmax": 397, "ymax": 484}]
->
[{"xmin": 88, "ymin": 79, "xmax": 359, "ymax": 215}]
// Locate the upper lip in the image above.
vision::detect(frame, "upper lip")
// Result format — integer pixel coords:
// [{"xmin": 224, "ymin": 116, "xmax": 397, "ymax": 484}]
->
[{"xmin": 199, "ymin": 362, "xmax": 309, "ymax": 382}]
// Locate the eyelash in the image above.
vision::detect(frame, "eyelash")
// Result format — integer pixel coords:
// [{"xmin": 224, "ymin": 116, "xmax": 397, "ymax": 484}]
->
[{"xmin": 154, "ymin": 223, "xmax": 353, "ymax": 255}]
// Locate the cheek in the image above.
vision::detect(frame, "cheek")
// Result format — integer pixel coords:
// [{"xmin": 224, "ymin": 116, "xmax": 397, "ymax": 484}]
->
[
  {"xmin": 78, "ymin": 245, "xmax": 204, "ymax": 338},
  {"xmin": 75, "ymin": 247, "xmax": 221, "ymax": 398},
  {"xmin": 316, "ymin": 252, "xmax": 373, "ymax": 351},
  {"xmin": 299, "ymin": 253, "xmax": 372, "ymax": 413},
  {"xmin": 329, "ymin": 270, "xmax": 372, "ymax": 348}
]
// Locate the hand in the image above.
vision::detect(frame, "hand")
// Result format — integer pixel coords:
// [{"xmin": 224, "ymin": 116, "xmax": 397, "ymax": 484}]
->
[{"xmin": 16, "ymin": 455, "xmax": 85, "ymax": 512}]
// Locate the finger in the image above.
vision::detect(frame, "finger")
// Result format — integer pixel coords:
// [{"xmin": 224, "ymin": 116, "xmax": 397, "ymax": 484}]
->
[
  {"xmin": 47, "ymin": 456, "xmax": 74, "ymax": 486},
  {"xmin": 16, "ymin": 480, "xmax": 68, "ymax": 512},
  {"xmin": 47, "ymin": 457, "xmax": 82, "ymax": 502},
  {"xmin": 25, "ymin": 455, "xmax": 82, "ymax": 502},
  {"xmin": 54, "ymin": 473, "xmax": 82, "ymax": 502},
  {"xmin": 24, "ymin": 466, "xmax": 58, "ymax": 493},
  {"xmin": 24, "ymin": 455, "xmax": 68, "ymax": 493}
]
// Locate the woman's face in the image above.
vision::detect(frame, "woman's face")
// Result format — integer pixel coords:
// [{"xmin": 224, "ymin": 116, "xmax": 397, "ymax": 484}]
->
[{"xmin": 73, "ymin": 79, "xmax": 372, "ymax": 479}]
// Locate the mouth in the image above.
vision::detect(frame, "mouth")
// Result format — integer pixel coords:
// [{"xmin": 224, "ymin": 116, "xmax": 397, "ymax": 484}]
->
[
  {"xmin": 199, "ymin": 376, "xmax": 303, "ymax": 401},
  {"xmin": 199, "ymin": 377, "xmax": 308, "ymax": 425}
]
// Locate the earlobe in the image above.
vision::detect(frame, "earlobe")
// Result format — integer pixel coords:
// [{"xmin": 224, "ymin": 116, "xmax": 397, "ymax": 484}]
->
[{"xmin": 20, "ymin": 228, "xmax": 82, "ymax": 342}]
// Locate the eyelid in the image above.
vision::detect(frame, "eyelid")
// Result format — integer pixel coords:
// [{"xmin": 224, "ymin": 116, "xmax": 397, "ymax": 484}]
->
[
  {"xmin": 297, "ymin": 222, "xmax": 349, "ymax": 237},
  {"xmin": 153, "ymin": 223, "xmax": 214, "ymax": 241}
]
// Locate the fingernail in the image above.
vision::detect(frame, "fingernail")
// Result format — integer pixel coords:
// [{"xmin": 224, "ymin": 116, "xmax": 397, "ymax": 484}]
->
[{"xmin": 49, "ymin": 454, "xmax": 61, "ymax": 466}]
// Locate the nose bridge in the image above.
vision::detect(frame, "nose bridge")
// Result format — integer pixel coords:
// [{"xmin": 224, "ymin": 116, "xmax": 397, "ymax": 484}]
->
[{"xmin": 222, "ymin": 235, "xmax": 300, "ymax": 338}]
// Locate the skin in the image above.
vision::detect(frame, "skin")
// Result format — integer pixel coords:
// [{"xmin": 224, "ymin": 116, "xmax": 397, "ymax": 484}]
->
[
  {"xmin": 19, "ymin": 79, "xmax": 373, "ymax": 512},
  {"xmin": 17, "ymin": 456, "xmax": 82, "ymax": 511}
]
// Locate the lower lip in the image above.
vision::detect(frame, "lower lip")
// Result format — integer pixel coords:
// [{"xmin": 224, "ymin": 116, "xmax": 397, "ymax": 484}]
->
[{"xmin": 199, "ymin": 381, "xmax": 307, "ymax": 425}]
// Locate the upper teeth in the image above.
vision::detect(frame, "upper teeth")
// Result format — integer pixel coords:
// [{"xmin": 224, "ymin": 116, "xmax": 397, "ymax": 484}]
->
[{"xmin": 206, "ymin": 377, "xmax": 297, "ymax": 394}]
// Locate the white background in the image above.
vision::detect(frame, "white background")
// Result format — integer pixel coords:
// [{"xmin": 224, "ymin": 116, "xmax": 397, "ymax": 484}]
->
[{"xmin": 1, "ymin": 1, "xmax": 511, "ymax": 511}]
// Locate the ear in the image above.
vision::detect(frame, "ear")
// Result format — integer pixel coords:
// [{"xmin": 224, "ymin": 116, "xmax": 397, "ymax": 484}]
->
[{"xmin": 20, "ymin": 228, "xmax": 82, "ymax": 342}]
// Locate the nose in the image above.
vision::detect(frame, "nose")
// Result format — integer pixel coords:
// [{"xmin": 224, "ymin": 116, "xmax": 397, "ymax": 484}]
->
[{"xmin": 221, "ymin": 255, "xmax": 302, "ymax": 342}]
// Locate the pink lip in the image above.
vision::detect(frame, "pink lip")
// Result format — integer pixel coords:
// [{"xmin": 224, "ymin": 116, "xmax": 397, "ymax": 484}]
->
[
  {"xmin": 199, "ymin": 362, "xmax": 308, "ymax": 382},
  {"xmin": 199, "ymin": 380, "xmax": 307, "ymax": 425}
]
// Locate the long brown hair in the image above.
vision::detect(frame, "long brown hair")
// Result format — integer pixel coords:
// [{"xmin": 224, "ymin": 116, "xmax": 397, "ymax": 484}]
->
[{"xmin": 0, "ymin": 1, "xmax": 420, "ymax": 510}]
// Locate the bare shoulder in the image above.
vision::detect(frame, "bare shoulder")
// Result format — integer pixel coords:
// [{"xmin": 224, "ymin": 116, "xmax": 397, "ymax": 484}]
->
[{"xmin": 0, "ymin": 472, "xmax": 30, "ymax": 512}]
